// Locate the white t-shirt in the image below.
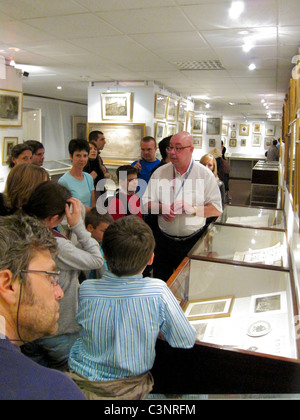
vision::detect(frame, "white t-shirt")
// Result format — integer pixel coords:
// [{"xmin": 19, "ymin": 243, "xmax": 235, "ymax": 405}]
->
[{"xmin": 143, "ymin": 160, "xmax": 222, "ymax": 237}]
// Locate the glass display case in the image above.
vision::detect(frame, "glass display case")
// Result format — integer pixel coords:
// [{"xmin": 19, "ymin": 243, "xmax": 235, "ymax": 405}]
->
[
  {"xmin": 216, "ymin": 205, "xmax": 285, "ymax": 230},
  {"xmin": 188, "ymin": 224, "xmax": 289, "ymax": 270},
  {"xmin": 44, "ymin": 160, "xmax": 72, "ymax": 178},
  {"xmin": 150, "ymin": 257, "xmax": 300, "ymax": 395}
]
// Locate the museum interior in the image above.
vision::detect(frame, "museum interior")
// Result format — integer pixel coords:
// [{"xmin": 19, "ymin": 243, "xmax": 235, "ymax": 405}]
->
[{"xmin": 0, "ymin": 0, "xmax": 300, "ymax": 399}]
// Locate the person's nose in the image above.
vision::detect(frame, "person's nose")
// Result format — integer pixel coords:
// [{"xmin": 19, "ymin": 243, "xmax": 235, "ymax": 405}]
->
[{"xmin": 54, "ymin": 284, "xmax": 64, "ymax": 301}]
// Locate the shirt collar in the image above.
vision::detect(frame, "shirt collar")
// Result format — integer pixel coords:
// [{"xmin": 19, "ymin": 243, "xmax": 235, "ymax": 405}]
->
[
  {"xmin": 173, "ymin": 158, "xmax": 194, "ymax": 177},
  {"xmin": 103, "ymin": 271, "xmax": 143, "ymax": 282}
]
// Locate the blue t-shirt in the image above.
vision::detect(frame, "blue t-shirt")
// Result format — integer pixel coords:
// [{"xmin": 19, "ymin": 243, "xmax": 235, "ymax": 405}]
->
[
  {"xmin": 0, "ymin": 338, "xmax": 86, "ymax": 400},
  {"xmin": 58, "ymin": 171, "xmax": 94, "ymax": 207},
  {"xmin": 131, "ymin": 159, "xmax": 160, "ymax": 185}
]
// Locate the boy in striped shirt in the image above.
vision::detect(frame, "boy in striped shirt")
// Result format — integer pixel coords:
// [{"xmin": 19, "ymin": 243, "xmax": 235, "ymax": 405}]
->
[{"xmin": 68, "ymin": 216, "xmax": 196, "ymax": 400}]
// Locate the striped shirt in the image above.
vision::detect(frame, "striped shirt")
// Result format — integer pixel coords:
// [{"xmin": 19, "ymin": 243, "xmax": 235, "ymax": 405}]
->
[{"xmin": 69, "ymin": 272, "xmax": 196, "ymax": 382}]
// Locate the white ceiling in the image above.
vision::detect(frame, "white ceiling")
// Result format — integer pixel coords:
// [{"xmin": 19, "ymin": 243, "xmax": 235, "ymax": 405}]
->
[{"xmin": 0, "ymin": 0, "xmax": 299, "ymax": 120}]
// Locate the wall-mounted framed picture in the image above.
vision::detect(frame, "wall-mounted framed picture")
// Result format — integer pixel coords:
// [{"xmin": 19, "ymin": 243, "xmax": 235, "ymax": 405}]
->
[
  {"xmin": 209, "ymin": 138, "xmax": 216, "ymax": 148},
  {"xmin": 239, "ymin": 124, "xmax": 250, "ymax": 136},
  {"xmin": 155, "ymin": 93, "xmax": 168, "ymax": 120},
  {"xmin": 253, "ymin": 123, "xmax": 261, "ymax": 134},
  {"xmin": 155, "ymin": 121, "xmax": 166, "ymax": 143},
  {"xmin": 192, "ymin": 135, "xmax": 203, "ymax": 149},
  {"xmin": 166, "ymin": 123, "xmax": 178, "ymax": 137},
  {"xmin": 264, "ymin": 136, "xmax": 273, "ymax": 149},
  {"xmin": 2, "ymin": 136, "xmax": 18, "ymax": 164},
  {"xmin": 167, "ymin": 98, "xmax": 177, "ymax": 122},
  {"xmin": 222, "ymin": 123, "xmax": 229, "ymax": 136},
  {"xmin": 231, "ymin": 122, "xmax": 238, "ymax": 130},
  {"xmin": 87, "ymin": 122, "xmax": 146, "ymax": 163},
  {"xmin": 186, "ymin": 111, "xmax": 195, "ymax": 133},
  {"xmin": 72, "ymin": 116, "xmax": 87, "ymax": 140},
  {"xmin": 192, "ymin": 114, "xmax": 203, "ymax": 134},
  {"xmin": 241, "ymin": 139, "xmax": 247, "ymax": 147},
  {"xmin": 252, "ymin": 134, "xmax": 262, "ymax": 147},
  {"xmin": 229, "ymin": 138, "xmax": 237, "ymax": 147},
  {"xmin": 177, "ymin": 100, "xmax": 187, "ymax": 122},
  {"xmin": 231, "ymin": 130, "xmax": 237, "ymax": 138},
  {"xmin": 101, "ymin": 92, "xmax": 133, "ymax": 122},
  {"xmin": 0, "ymin": 89, "xmax": 23, "ymax": 127},
  {"xmin": 265, "ymin": 125, "xmax": 275, "ymax": 136},
  {"xmin": 207, "ymin": 118, "xmax": 221, "ymax": 135}
]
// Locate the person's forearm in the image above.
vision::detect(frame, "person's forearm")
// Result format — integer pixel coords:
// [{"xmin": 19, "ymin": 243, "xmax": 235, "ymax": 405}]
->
[{"xmin": 195, "ymin": 204, "xmax": 222, "ymax": 218}]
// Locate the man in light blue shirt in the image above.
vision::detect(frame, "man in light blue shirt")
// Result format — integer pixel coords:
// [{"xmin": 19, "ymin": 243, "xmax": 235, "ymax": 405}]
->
[{"xmin": 69, "ymin": 216, "xmax": 196, "ymax": 400}]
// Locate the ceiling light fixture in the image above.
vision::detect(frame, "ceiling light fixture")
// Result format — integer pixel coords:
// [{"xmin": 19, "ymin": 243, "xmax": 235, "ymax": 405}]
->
[
  {"xmin": 57, "ymin": 86, "xmax": 62, "ymax": 90},
  {"xmin": 9, "ymin": 58, "xmax": 16, "ymax": 67},
  {"xmin": 248, "ymin": 63, "xmax": 256, "ymax": 71},
  {"xmin": 229, "ymin": 1, "xmax": 245, "ymax": 19}
]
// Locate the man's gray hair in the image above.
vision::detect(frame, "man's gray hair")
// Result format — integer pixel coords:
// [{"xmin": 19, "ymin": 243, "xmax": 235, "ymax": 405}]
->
[{"xmin": 0, "ymin": 214, "xmax": 57, "ymax": 283}]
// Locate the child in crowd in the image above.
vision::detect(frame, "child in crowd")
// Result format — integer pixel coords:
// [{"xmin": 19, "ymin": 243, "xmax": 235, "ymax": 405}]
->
[
  {"xmin": 21, "ymin": 181, "xmax": 104, "ymax": 371},
  {"xmin": 85, "ymin": 207, "xmax": 114, "ymax": 274},
  {"xmin": 107, "ymin": 165, "xmax": 143, "ymax": 220},
  {"xmin": 68, "ymin": 216, "xmax": 196, "ymax": 400}
]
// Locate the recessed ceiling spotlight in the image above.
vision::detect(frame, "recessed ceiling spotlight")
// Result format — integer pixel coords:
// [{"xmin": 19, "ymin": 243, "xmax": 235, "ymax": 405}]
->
[
  {"xmin": 57, "ymin": 86, "xmax": 62, "ymax": 90},
  {"xmin": 229, "ymin": 1, "xmax": 245, "ymax": 19},
  {"xmin": 205, "ymin": 103, "xmax": 210, "ymax": 109},
  {"xmin": 261, "ymin": 99, "xmax": 265, "ymax": 103},
  {"xmin": 242, "ymin": 41, "xmax": 254, "ymax": 53},
  {"xmin": 9, "ymin": 58, "xmax": 16, "ymax": 67},
  {"xmin": 248, "ymin": 63, "xmax": 256, "ymax": 71}
]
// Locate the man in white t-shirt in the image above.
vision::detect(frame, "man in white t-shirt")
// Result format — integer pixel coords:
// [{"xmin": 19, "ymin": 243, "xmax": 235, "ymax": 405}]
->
[{"xmin": 143, "ymin": 132, "xmax": 222, "ymax": 281}]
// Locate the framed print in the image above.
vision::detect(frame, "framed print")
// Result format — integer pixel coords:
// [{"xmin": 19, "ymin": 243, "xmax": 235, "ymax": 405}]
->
[
  {"xmin": 207, "ymin": 118, "xmax": 221, "ymax": 135},
  {"xmin": 241, "ymin": 139, "xmax": 247, "ymax": 147},
  {"xmin": 2, "ymin": 137, "xmax": 18, "ymax": 164},
  {"xmin": 192, "ymin": 135, "xmax": 203, "ymax": 149},
  {"xmin": 209, "ymin": 138, "xmax": 216, "ymax": 148},
  {"xmin": 231, "ymin": 130, "xmax": 236, "ymax": 138},
  {"xmin": 101, "ymin": 92, "xmax": 133, "ymax": 122},
  {"xmin": 265, "ymin": 125, "xmax": 275, "ymax": 136},
  {"xmin": 87, "ymin": 122, "xmax": 146, "ymax": 162},
  {"xmin": 183, "ymin": 296, "xmax": 235, "ymax": 321},
  {"xmin": 231, "ymin": 123, "xmax": 238, "ymax": 130},
  {"xmin": 250, "ymin": 292, "xmax": 287, "ymax": 315},
  {"xmin": 166, "ymin": 123, "xmax": 177, "ymax": 137},
  {"xmin": 192, "ymin": 114, "xmax": 203, "ymax": 134},
  {"xmin": 72, "ymin": 116, "xmax": 87, "ymax": 140},
  {"xmin": 252, "ymin": 134, "xmax": 261, "ymax": 147},
  {"xmin": 155, "ymin": 93, "xmax": 168, "ymax": 120},
  {"xmin": 0, "ymin": 89, "xmax": 23, "ymax": 127},
  {"xmin": 264, "ymin": 136, "xmax": 273, "ymax": 149},
  {"xmin": 229, "ymin": 138, "xmax": 237, "ymax": 147},
  {"xmin": 239, "ymin": 124, "xmax": 250, "ymax": 136},
  {"xmin": 186, "ymin": 111, "xmax": 195, "ymax": 133},
  {"xmin": 167, "ymin": 98, "xmax": 177, "ymax": 122},
  {"xmin": 253, "ymin": 123, "xmax": 261, "ymax": 134},
  {"xmin": 178, "ymin": 122, "xmax": 185, "ymax": 132},
  {"xmin": 155, "ymin": 121, "xmax": 166, "ymax": 143},
  {"xmin": 177, "ymin": 100, "xmax": 187, "ymax": 122},
  {"xmin": 222, "ymin": 123, "xmax": 229, "ymax": 136}
]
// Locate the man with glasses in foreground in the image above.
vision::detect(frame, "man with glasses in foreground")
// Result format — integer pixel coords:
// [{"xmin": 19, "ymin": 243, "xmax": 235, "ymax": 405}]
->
[
  {"xmin": 143, "ymin": 132, "xmax": 222, "ymax": 281},
  {"xmin": 0, "ymin": 215, "xmax": 86, "ymax": 400}
]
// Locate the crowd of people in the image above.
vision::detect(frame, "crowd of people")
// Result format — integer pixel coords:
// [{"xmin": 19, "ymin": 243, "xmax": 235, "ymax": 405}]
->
[{"xmin": 0, "ymin": 130, "xmax": 228, "ymax": 400}]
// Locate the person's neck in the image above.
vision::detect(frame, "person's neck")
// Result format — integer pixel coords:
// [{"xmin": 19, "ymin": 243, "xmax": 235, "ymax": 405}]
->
[
  {"xmin": 174, "ymin": 160, "xmax": 192, "ymax": 175},
  {"xmin": 70, "ymin": 167, "xmax": 83, "ymax": 179},
  {"xmin": 0, "ymin": 312, "xmax": 22, "ymax": 346},
  {"xmin": 143, "ymin": 157, "xmax": 156, "ymax": 163}
]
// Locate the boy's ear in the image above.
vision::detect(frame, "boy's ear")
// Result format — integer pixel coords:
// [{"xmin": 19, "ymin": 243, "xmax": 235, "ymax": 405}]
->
[
  {"xmin": 86, "ymin": 224, "xmax": 93, "ymax": 233},
  {"xmin": 147, "ymin": 253, "xmax": 155, "ymax": 266}
]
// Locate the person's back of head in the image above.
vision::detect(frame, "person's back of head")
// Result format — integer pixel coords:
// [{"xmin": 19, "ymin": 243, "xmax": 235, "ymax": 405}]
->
[
  {"xmin": 22, "ymin": 181, "xmax": 72, "ymax": 221},
  {"xmin": 85, "ymin": 207, "xmax": 114, "ymax": 229},
  {"xmin": 102, "ymin": 216, "xmax": 155, "ymax": 277},
  {"xmin": 159, "ymin": 136, "xmax": 172, "ymax": 161}
]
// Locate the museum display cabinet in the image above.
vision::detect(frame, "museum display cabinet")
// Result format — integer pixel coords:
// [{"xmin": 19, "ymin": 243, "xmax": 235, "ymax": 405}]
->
[
  {"xmin": 215, "ymin": 205, "xmax": 286, "ymax": 231},
  {"xmin": 43, "ymin": 159, "xmax": 72, "ymax": 180},
  {"xmin": 226, "ymin": 153, "xmax": 265, "ymax": 180},
  {"xmin": 250, "ymin": 160, "xmax": 279, "ymax": 208},
  {"xmin": 188, "ymin": 224, "xmax": 289, "ymax": 271},
  {"xmin": 151, "ymin": 257, "xmax": 300, "ymax": 394}
]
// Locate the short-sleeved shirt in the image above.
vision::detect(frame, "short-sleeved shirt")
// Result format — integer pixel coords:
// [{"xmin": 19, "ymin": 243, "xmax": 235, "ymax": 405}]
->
[{"xmin": 58, "ymin": 171, "xmax": 94, "ymax": 207}]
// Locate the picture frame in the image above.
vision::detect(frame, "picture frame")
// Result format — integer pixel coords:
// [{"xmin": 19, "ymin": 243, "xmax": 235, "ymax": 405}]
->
[
  {"xmin": 229, "ymin": 138, "xmax": 237, "ymax": 147},
  {"xmin": 155, "ymin": 121, "xmax": 166, "ymax": 143},
  {"xmin": 192, "ymin": 114, "xmax": 203, "ymax": 134},
  {"xmin": 209, "ymin": 138, "xmax": 216, "ymax": 148},
  {"xmin": 231, "ymin": 123, "xmax": 238, "ymax": 130},
  {"xmin": 253, "ymin": 123, "xmax": 261, "ymax": 134},
  {"xmin": 177, "ymin": 100, "xmax": 187, "ymax": 122},
  {"xmin": 166, "ymin": 123, "xmax": 178, "ymax": 137},
  {"xmin": 250, "ymin": 292, "xmax": 287, "ymax": 315},
  {"xmin": 72, "ymin": 116, "xmax": 87, "ymax": 140},
  {"xmin": 101, "ymin": 92, "xmax": 133, "ymax": 122},
  {"xmin": 231, "ymin": 130, "xmax": 237, "ymax": 139},
  {"xmin": 239, "ymin": 124, "xmax": 250, "ymax": 136},
  {"xmin": 2, "ymin": 136, "xmax": 18, "ymax": 164},
  {"xmin": 222, "ymin": 123, "xmax": 229, "ymax": 136},
  {"xmin": 167, "ymin": 98, "xmax": 177, "ymax": 122},
  {"xmin": 252, "ymin": 134, "xmax": 262, "ymax": 147},
  {"xmin": 207, "ymin": 118, "xmax": 221, "ymax": 135},
  {"xmin": 87, "ymin": 122, "xmax": 146, "ymax": 162},
  {"xmin": 155, "ymin": 93, "xmax": 168, "ymax": 120},
  {"xmin": 183, "ymin": 296, "xmax": 235, "ymax": 321},
  {"xmin": 0, "ymin": 89, "xmax": 23, "ymax": 127},
  {"xmin": 241, "ymin": 139, "xmax": 247, "ymax": 147},
  {"xmin": 186, "ymin": 111, "xmax": 195, "ymax": 133},
  {"xmin": 192, "ymin": 135, "xmax": 203, "ymax": 149},
  {"xmin": 264, "ymin": 136, "xmax": 273, "ymax": 149},
  {"xmin": 265, "ymin": 124, "xmax": 275, "ymax": 136}
]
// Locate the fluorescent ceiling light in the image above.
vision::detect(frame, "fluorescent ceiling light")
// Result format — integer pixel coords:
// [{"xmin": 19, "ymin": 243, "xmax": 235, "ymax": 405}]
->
[{"xmin": 229, "ymin": 1, "xmax": 245, "ymax": 19}]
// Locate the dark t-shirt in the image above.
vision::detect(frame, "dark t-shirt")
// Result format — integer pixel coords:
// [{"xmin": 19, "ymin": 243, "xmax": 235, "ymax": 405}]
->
[{"xmin": 0, "ymin": 337, "xmax": 86, "ymax": 400}]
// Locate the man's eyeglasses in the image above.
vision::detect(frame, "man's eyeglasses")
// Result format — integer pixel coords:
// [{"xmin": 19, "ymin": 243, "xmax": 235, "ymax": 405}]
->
[
  {"xmin": 20, "ymin": 270, "xmax": 60, "ymax": 287},
  {"xmin": 166, "ymin": 146, "xmax": 191, "ymax": 153}
]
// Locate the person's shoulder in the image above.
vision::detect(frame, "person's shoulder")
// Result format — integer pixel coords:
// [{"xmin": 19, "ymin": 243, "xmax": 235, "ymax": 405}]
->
[{"xmin": 150, "ymin": 161, "xmax": 173, "ymax": 178}]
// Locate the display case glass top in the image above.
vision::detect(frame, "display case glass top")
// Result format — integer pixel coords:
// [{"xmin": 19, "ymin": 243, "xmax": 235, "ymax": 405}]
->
[
  {"xmin": 168, "ymin": 258, "xmax": 298, "ymax": 361},
  {"xmin": 188, "ymin": 224, "xmax": 289, "ymax": 270},
  {"xmin": 43, "ymin": 160, "xmax": 72, "ymax": 171},
  {"xmin": 216, "ymin": 205, "xmax": 285, "ymax": 230}
]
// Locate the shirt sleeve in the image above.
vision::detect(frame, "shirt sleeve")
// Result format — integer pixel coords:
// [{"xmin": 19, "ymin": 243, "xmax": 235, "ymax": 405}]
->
[{"xmin": 159, "ymin": 284, "xmax": 196, "ymax": 349}]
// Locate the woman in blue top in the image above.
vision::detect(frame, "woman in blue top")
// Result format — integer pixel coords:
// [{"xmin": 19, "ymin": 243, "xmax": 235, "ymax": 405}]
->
[{"xmin": 59, "ymin": 139, "xmax": 95, "ymax": 211}]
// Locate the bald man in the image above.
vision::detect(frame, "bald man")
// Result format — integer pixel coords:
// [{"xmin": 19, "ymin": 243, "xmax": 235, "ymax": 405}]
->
[{"xmin": 143, "ymin": 132, "xmax": 222, "ymax": 281}]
